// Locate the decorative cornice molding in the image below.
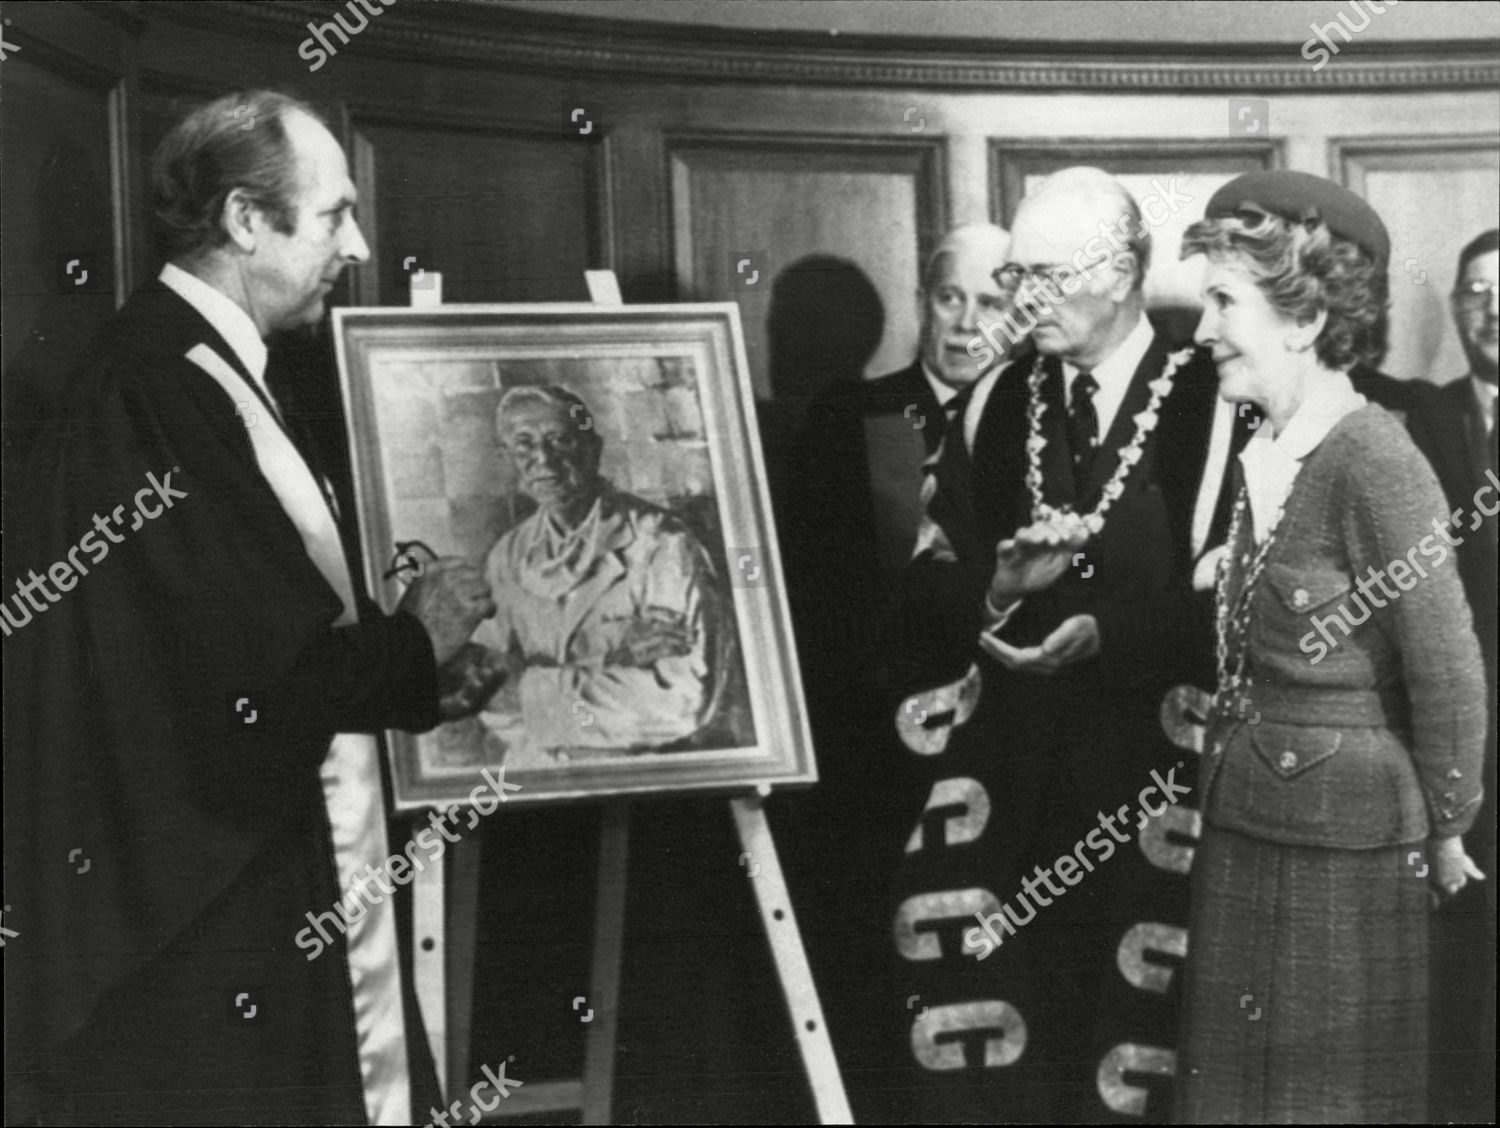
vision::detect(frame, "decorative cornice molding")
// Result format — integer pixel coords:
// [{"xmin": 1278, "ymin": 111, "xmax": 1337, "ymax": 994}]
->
[{"xmin": 153, "ymin": 1, "xmax": 1500, "ymax": 92}]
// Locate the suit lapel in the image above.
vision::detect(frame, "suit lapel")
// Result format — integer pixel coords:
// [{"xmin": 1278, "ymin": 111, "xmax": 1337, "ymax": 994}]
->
[
  {"xmin": 894, "ymin": 363, "xmax": 946, "ymax": 456},
  {"xmin": 1462, "ymin": 384, "xmax": 1491, "ymax": 490}
]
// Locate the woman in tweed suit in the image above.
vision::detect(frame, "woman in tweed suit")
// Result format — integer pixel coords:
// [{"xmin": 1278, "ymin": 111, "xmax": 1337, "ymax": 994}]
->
[{"xmin": 1172, "ymin": 171, "xmax": 1487, "ymax": 1123}]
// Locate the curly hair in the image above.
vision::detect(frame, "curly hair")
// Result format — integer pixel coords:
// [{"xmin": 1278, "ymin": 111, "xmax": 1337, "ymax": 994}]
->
[
  {"xmin": 151, "ymin": 90, "xmax": 326, "ymax": 260},
  {"xmin": 1180, "ymin": 204, "xmax": 1387, "ymax": 370}
]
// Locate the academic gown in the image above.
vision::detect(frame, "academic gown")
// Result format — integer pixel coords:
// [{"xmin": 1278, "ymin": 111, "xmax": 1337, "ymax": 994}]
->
[{"xmin": 2, "ymin": 285, "xmax": 441, "ymax": 1126}]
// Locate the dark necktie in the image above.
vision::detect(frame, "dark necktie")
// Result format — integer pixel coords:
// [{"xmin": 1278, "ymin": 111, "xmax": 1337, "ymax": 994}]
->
[{"xmin": 1067, "ymin": 371, "xmax": 1099, "ymax": 485}]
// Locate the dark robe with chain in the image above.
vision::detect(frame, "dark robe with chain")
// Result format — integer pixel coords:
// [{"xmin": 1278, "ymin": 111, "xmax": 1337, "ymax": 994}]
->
[
  {"xmin": 890, "ymin": 328, "xmax": 1253, "ymax": 1122},
  {"xmin": 3, "ymin": 284, "xmax": 441, "ymax": 1126}
]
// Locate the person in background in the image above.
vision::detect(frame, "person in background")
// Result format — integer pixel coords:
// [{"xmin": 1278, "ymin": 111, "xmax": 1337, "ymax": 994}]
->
[
  {"xmin": 1408, "ymin": 226, "xmax": 1498, "ymax": 1123},
  {"xmin": 1174, "ymin": 171, "xmax": 1486, "ymax": 1123}
]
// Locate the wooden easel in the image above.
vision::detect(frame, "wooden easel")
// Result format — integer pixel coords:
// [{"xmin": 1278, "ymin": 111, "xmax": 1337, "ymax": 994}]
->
[{"xmin": 405, "ymin": 272, "xmax": 852, "ymax": 1125}]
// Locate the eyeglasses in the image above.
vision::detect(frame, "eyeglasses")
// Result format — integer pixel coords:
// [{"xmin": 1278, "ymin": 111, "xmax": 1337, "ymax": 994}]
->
[
  {"xmin": 993, "ymin": 256, "xmax": 1113, "ymax": 293},
  {"xmin": 1454, "ymin": 279, "xmax": 1499, "ymax": 306},
  {"xmin": 502, "ymin": 432, "xmax": 584, "ymax": 457},
  {"xmin": 383, "ymin": 539, "xmax": 438, "ymax": 583}
]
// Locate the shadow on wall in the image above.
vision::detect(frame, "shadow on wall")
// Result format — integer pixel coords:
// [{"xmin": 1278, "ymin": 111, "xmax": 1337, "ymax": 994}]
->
[{"xmin": 759, "ymin": 255, "xmax": 885, "ymax": 498}]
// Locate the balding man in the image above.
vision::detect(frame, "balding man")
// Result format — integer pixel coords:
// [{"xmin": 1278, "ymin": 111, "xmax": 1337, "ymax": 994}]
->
[
  {"xmin": 893, "ymin": 168, "xmax": 1246, "ymax": 1123},
  {"xmin": 3, "ymin": 91, "xmax": 494, "ymax": 1124}
]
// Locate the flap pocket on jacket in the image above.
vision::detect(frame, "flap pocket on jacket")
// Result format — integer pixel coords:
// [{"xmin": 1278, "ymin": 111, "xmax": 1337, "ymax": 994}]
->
[
  {"xmin": 1249, "ymin": 722, "xmax": 1343, "ymax": 779},
  {"xmin": 1263, "ymin": 562, "xmax": 1352, "ymax": 614}
]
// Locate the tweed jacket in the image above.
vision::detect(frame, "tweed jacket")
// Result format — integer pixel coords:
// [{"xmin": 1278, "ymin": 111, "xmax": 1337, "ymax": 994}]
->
[{"xmin": 1202, "ymin": 405, "xmax": 1487, "ymax": 849}]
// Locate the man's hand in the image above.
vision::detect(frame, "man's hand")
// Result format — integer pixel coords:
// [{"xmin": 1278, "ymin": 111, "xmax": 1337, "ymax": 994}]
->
[
  {"xmin": 437, "ymin": 643, "xmax": 509, "ymax": 722},
  {"xmin": 979, "ymin": 613, "xmax": 1100, "ymax": 675},
  {"xmin": 989, "ymin": 520, "xmax": 1090, "ymax": 608},
  {"xmin": 604, "ymin": 610, "xmax": 695, "ymax": 668},
  {"xmin": 396, "ymin": 556, "xmax": 496, "ymax": 666}
]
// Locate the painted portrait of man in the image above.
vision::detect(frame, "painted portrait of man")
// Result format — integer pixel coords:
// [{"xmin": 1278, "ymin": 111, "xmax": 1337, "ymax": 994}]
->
[{"xmin": 469, "ymin": 384, "xmax": 731, "ymax": 764}]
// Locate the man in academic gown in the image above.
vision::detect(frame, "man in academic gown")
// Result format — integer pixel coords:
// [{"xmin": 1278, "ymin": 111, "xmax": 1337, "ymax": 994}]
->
[
  {"xmin": 891, "ymin": 167, "xmax": 1257, "ymax": 1123},
  {"xmin": 1410, "ymin": 227, "xmax": 1498, "ymax": 1123},
  {"xmin": 2, "ymin": 90, "xmax": 496, "ymax": 1126}
]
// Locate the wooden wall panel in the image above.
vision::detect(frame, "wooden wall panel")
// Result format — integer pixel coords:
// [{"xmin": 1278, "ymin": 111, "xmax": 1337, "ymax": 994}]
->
[
  {"xmin": 352, "ymin": 117, "xmax": 608, "ymax": 306},
  {"xmin": 990, "ymin": 139, "xmax": 1281, "ymax": 315},
  {"xmin": 1337, "ymin": 136, "xmax": 1500, "ymax": 385},
  {"xmin": 670, "ymin": 135, "xmax": 945, "ymax": 402},
  {"xmin": 0, "ymin": 51, "xmax": 119, "ymax": 431}
]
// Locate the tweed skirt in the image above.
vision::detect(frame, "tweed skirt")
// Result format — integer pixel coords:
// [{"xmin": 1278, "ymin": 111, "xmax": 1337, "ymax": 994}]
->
[{"xmin": 1173, "ymin": 823, "xmax": 1429, "ymax": 1124}]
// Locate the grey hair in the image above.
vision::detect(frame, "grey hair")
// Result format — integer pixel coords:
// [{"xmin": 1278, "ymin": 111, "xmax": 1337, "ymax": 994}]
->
[{"xmin": 495, "ymin": 384, "xmax": 600, "ymax": 443}]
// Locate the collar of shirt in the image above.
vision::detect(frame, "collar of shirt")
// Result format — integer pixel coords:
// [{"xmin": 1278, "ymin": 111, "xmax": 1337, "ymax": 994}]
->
[
  {"xmin": 517, "ymin": 490, "xmax": 631, "ymax": 599},
  {"xmin": 1062, "ymin": 313, "xmax": 1155, "ymax": 440},
  {"xmin": 961, "ymin": 361, "xmax": 1005, "ymax": 453},
  {"xmin": 1238, "ymin": 372, "xmax": 1366, "ymax": 543},
  {"xmin": 1471, "ymin": 374, "xmax": 1497, "ymax": 433},
  {"xmin": 159, "ymin": 262, "xmax": 274, "ymax": 405},
  {"xmin": 919, "ymin": 361, "xmax": 962, "ymax": 410}
]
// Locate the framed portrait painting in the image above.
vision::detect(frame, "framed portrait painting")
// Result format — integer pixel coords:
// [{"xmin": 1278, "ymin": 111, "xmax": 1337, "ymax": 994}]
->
[{"xmin": 333, "ymin": 303, "xmax": 815, "ymax": 808}]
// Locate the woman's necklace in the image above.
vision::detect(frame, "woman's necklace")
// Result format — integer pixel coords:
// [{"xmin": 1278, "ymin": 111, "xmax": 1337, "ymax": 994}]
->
[
  {"xmin": 1213, "ymin": 486, "xmax": 1288, "ymax": 711},
  {"xmin": 1024, "ymin": 347, "xmax": 1193, "ymax": 538}
]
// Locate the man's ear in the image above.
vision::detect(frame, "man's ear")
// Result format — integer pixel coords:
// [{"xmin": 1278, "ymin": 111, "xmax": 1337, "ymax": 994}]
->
[
  {"xmin": 220, "ymin": 188, "xmax": 260, "ymax": 253},
  {"xmin": 1105, "ymin": 250, "xmax": 1139, "ymax": 301}
]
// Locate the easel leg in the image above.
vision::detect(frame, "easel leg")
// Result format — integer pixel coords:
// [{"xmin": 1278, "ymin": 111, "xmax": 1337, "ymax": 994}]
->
[
  {"xmin": 730, "ymin": 794, "xmax": 854, "ymax": 1125},
  {"xmin": 582, "ymin": 800, "xmax": 631, "ymax": 1125},
  {"xmin": 446, "ymin": 829, "xmax": 483, "ymax": 1100}
]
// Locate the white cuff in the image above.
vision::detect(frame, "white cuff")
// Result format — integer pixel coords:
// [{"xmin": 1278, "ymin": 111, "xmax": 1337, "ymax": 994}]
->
[
  {"xmin": 982, "ymin": 594, "xmax": 1022, "ymax": 633},
  {"xmin": 1193, "ymin": 544, "xmax": 1229, "ymax": 593}
]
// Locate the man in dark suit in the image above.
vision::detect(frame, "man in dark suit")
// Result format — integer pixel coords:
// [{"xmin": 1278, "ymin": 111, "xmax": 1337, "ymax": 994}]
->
[
  {"xmin": 3, "ymin": 90, "xmax": 496, "ymax": 1125},
  {"xmin": 771, "ymin": 224, "xmax": 1017, "ymax": 1121},
  {"xmin": 1410, "ymin": 226, "xmax": 1498, "ymax": 1123},
  {"xmin": 1350, "ymin": 361, "xmax": 1428, "ymax": 419},
  {"xmin": 783, "ymin": 224, "xmax": 1018, "ymax": 680},
  {"xmin": 891, "ymin": 167, "xmax": 1255, "ymax": 1123}
]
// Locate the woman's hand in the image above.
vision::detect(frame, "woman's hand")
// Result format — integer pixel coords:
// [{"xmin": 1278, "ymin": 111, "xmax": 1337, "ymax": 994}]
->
[{"xmin": 1430, "ymin": 834, "xmax": 1485, "ymax": 905}]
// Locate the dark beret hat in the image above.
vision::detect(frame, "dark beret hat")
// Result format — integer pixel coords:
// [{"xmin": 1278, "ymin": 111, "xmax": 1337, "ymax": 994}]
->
[{"xmin": 1205, "ymin": 170, "xmax": 1390, "ymax": 270}]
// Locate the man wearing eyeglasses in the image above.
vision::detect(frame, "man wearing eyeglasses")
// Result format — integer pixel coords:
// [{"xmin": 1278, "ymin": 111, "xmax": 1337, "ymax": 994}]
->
[
  {"xmin": 465, "ymin": 384, "xmax": 726, "ymax": 762},
  {"xmin": 1410, "ymin": 227, "xmax": 1499, "ymax": 1122},
  {"xmin": 895, "ymin": 167, "xmax": 1241, "ymax": 1123}
]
